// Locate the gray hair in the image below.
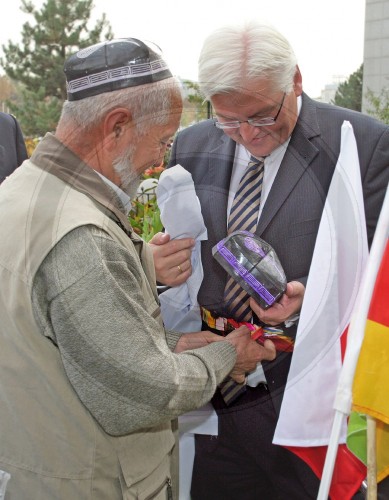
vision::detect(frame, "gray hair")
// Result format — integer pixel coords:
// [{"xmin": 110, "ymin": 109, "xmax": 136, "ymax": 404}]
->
[
  {"xmin": 198, "ymin": 20, "xmax": 298, "ymax": 99},
  {"xmin": 59, "ymin": 77, "xmax": 182, "ymax": 134}
]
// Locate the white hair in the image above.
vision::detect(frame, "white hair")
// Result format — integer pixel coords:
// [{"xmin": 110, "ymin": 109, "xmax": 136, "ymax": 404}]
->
[
  {"xmin": 198, "ymin": 20, "xmax": 298, "ymax": 99},
  {"xmin": 112, "ymin": 141, "xmax": 141, "ymax": 198},
  {"xmin": 58, "ymin": 77, "xmax": 182, "ymax": 134}
]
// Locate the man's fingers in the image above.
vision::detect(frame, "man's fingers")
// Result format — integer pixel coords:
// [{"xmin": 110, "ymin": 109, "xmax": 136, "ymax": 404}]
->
[
  {"xmin": 230, "ymin": 373, "xmax": 246, "ymax": 384},
  {"xmin": 151, "ymin": 237, "xmax": 195, "ymax": 258},
  {"xmin": 262, "ymin": 339, "xmax": 277, "ymax": 360},
  {"xmin": 169, "ymin": 264, "xmax": 192, "ymax": 286}
]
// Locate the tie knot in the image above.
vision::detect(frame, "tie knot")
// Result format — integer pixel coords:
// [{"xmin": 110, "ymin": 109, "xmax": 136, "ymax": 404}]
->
[
  {"xmin": 249, "ymin": 155, "xmax": 265, "ymax": 165},
  {"xmin": 248, "ymin": 155, "xmax": 265, "ymax": 172}
]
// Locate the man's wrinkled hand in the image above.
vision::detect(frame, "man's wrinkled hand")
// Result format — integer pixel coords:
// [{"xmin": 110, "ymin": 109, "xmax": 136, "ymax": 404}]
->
[
  {"xmin": 174, "ymin": 330, "xmax": 225, "ymax": 353},
  {"xmin": 149, "ymin": 232, "xmax": 194, "ymax": 287},
  {"xmin": 249, "ymin": 280, "xmax": 305, "ymax": 326},
  {"xmin": 225, "ymin": 326, "xmax": 276, "ymax": 383}
]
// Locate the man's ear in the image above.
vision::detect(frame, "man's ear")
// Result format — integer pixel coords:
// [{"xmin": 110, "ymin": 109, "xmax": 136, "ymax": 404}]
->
[
  {"xmin": 293, "ymin": 66, "xmax": 303, "ymax": 96},
  {"xmin": 104, "ymin": 108, "xmax": 134, "ymax": 151}
]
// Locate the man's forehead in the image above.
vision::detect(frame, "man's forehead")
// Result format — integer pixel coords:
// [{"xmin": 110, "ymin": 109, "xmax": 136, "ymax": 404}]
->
[{"xmin": 212, "ymin": 89, "xmax": 282, "ymax": 112}]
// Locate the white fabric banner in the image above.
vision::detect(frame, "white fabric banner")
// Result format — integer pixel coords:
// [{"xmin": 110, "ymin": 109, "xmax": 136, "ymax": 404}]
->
[{"xmin": 274, "ymin": 121, "xmax": 368, "ymax": 446}]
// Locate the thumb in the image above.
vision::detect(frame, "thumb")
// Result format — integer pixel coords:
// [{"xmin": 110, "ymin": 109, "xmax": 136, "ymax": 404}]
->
[
  {"xmin": 285, "ymin": 282, "xmax": 295, "ymax": 297},
  {"xmin": 149, "ymin": 232, "xmax": 170, "ymax": 245}
]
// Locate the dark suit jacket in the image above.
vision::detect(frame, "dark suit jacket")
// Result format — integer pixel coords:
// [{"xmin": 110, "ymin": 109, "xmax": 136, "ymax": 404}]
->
[
  {"xmin": 168, "ymin": 93, "xmax": 389, "ymax": 410},
  {"xmin": 0, "ymin": 112, "xmax": 28, "ymax": 183}
]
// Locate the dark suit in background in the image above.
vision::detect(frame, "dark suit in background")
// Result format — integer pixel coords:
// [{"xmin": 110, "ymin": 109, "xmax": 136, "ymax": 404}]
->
[
  {"xmin": 169, "ymin": 93, "xmax": 389, "ymax": 499},
  {"xmin": 0, "ymin": 112, "xmax": 28, "ymax": 183}
]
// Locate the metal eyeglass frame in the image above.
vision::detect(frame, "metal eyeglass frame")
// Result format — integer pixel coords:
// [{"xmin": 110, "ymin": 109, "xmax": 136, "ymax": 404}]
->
[{"xmin": 214, "ymin": 92, "xmax": 286, "ymax": 130}]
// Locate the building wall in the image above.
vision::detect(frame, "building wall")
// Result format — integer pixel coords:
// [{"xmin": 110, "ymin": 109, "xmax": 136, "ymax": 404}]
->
[
  {"xmin": 317, "ymin": 82, "xmax": 340, "ymax": 104},
  {"xmin": 362, "ymin": 0, "xmax": 389, "ymax": 112}
]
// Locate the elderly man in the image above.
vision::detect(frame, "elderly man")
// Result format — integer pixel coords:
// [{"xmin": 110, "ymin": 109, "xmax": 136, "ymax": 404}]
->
[
  {"xmin": 0, "ymin": 38, "xmax": 275, "ymax": 499},
  {"xmin": 167, "ymin": 21, "xmax": 389, "ymax": 500}
]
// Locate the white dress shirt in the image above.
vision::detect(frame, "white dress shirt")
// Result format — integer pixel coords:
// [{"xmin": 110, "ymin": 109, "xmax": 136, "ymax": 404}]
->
[{"xmin": 228, "ymin": 95, "xmax": 302, "ymax": 223}]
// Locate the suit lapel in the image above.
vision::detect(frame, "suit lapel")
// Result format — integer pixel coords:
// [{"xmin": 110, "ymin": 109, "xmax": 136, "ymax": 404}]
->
[
  {"xmin": 200, "ymin": 133, "xmax": 236, "ymax": 243},
  {"xmin": 256, "ymin": 94, "xmax": 321, "ymax": 236}
]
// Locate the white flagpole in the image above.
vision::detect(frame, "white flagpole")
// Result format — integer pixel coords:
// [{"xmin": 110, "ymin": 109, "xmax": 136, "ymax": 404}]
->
[{"xmin": 317, "ymin": 183, "xmax": 389, "ymax": 500}]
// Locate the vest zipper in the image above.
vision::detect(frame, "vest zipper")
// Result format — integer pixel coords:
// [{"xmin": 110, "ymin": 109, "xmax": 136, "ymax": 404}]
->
[
  {"xmin": 144, "ymin": 477, "xmax": 172, "ymax": 500},
  {"xmin": 167, "ymin": 478, "xmax": 173, "ymax": 500}
]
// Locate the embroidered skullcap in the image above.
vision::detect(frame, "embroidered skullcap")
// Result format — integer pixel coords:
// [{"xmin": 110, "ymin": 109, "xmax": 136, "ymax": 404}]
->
[{"xmin": 64, "ymin": 38, "xmax": 173, "ymax": 101}]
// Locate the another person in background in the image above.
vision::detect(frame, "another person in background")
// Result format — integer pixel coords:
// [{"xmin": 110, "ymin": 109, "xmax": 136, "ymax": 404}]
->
[
  {"xmin": 0, "ymin": 111, "xmax": 28, "ymax": 183},
  {"xmin": 0, "ymin": 38, "xmax": 275, "ymax": 499},
  {"xmin": 167, "ymin": 20, "xmax": 389, "ymax": 499}
]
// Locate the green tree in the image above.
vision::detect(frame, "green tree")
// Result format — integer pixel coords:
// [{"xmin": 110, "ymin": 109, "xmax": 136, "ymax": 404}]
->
[
  {"xmin": 333, "ymin": 64, "xmax": 363, "ymax": 111},
  {"xmin": 0, "ymin": 75, "xmax": 22, "ymax": 112},
  {"xmin": 181, "ymin": 79, "xmax": 210, "ymax": 127},
  {"xmin": 16, "ymin": 87, "xmax": 63, "ymax": 136},
  {"xmin": 365, "ymin": 88, "xmax": 389, "ymax": 125},
  {"xmin": 1, "ymin": 0, "xmax": 113, "ymax": 136}
]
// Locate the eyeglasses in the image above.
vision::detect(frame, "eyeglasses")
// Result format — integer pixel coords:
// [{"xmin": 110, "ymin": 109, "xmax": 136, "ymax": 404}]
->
[{"xmin": 214, "ymin": 92, "xmax": 286, "ymax": 130}]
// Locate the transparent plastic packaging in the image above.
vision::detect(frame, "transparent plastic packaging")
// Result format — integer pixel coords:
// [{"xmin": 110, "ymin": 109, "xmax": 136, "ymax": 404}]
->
[{"xmin": 213, "ymin": 230, "xmax": 287, "ymax": 309}]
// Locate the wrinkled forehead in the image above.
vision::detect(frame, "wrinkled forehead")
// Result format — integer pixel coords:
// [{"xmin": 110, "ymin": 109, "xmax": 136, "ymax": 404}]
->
[{"xmin": 211, "ymin": 77, "xmax": 282, "ymax": 103}]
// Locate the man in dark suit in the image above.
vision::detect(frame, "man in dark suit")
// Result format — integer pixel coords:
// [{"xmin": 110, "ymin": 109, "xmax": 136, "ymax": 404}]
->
[
  {"xmin": 0, "ymin": 112, "xmax": 28, "ymax": 183},
  {"xmin": 167, "ymin": 20, "xmax": 389, "ymax": 499}
]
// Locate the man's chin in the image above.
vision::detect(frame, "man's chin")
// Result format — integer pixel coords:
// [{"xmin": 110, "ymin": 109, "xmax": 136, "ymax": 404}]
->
[
  {"xmin": 123, "ymin": 176, "xmax": 141, "ymax": 200},
  {"xmin": 113, "ymin": 157, "xmax": 141, "ymax": 199}
]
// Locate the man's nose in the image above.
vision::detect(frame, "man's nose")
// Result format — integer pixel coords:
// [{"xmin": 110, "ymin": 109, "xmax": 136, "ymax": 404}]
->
[{"xmin": 239, "ymin": 121, "xmax": 259, "ymax": 141}]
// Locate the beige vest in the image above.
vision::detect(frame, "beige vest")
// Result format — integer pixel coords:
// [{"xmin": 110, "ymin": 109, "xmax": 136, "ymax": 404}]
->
[{"xmin": 0, "ymin": 161, "xmax": 176, "ymax": 499}]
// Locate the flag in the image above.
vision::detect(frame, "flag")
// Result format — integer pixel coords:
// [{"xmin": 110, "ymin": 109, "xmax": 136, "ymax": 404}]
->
[
  {"xmin": 318, "ymin": 182, "xmax": 389, "ymax": 499},
  {"xmin": 273, "ymin": 121, "xmax": 368, "ymax": 499},
  {"xmin": 352, "ymin": 235, "xmax": 389, "ymax": 482}
]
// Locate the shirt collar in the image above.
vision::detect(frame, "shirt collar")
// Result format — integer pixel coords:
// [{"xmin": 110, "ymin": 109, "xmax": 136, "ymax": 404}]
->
[
  {"xmin": 96, "ymin": 171, "xmax": 133, "ymax": 216},
  {"xmin": 30, "ymin": 132, "xmax": 133, "ymax": 234}
]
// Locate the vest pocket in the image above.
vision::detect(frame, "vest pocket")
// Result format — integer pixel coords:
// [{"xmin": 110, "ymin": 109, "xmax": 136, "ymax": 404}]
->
[
  {"xmin": 115, "ymin": 424, "xmax": 175, "ymax": 498},
  {"xmin": 119, "ymin": 453, "xmax": 172, "ymax": 499},
  {"xmin": 143, "ymin": 477, "xmax": 172, "ymax": 500}
]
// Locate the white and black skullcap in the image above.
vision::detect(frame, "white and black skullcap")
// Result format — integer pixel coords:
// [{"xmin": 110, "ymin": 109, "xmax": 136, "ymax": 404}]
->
[{"xmin": 64, "ymin": 38, "xmax": 173, "ymax": 101}]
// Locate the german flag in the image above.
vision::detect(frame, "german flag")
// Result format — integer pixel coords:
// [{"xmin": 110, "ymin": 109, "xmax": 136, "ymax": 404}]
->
[{"xmin": 353, "ymin": 237, "xmax": 389, "ymax": 482}]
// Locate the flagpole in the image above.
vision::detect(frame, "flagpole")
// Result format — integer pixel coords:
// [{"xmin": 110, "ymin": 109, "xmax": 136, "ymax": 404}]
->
[
  {"xmin": 366, "ymin": 415, "xmax": 377, "ymax": 499},
  {"xmin": 317, "ymin": 183, "xmax": 389, "ymax": 500},
  {"xmin": 317, "ymin": 412, "xmax": 344, "ymax": 500}
]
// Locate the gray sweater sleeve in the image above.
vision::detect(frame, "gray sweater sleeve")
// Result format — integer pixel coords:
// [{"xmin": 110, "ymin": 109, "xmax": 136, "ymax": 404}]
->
[{"xmin": 32, "ymin": 225, "xmax": 236, "ymax": 436}]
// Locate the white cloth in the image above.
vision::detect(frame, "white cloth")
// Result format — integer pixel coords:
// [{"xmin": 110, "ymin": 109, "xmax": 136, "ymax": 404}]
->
[
  {"xmin": 178, "ymin": 402, "xmax": 218, "ymax": 499},
  {"xmin": 157, "ymin": 165, "xmax": 216, "ymax": 500},
  {"xmin": 157, "ymin": 164, "xmax": 207, "ymax": 332}
]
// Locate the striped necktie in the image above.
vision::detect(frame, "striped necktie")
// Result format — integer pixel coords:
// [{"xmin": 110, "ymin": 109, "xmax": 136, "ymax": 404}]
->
[
  {"xmin": 219, "ymin": 156, "xmax": 265, "ymax": 406},
  {"xmin": 224, "ymin": 156, "xmax": 265, "ymax": 322}
]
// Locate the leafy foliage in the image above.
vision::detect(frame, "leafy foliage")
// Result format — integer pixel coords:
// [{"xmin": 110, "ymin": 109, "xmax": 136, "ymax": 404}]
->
[
  {"xmin": 24, "ymin": 136, "xmax": 41, "ymax": 157},
  {"xmin": 129, "ymin": 196, "xmax": 163, "ymax": 243},
  {"xmin": 129, "ymin": 164, "xmax": 166, "ymax": 242},
  {"xmin": 365, "ymin": 88, "xmax": 389, "ymax": 125},
  {"xmin": 12, "ymin": 86, "xmax": 62, "ymax": 136},
  {"xmin": 333, "ymin": 64, "xmax": 363, "ymax": 111},
  {"xmin": 181, "ymin": 79, "xmax": 210, "ymax": 127},
  {"xmin": 0, "ymin": 75, "xmax": 21, "ymax": 106},
  {"xmin": 1, "ymin": 0, "xmax": 113, "ymax": 135}
]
